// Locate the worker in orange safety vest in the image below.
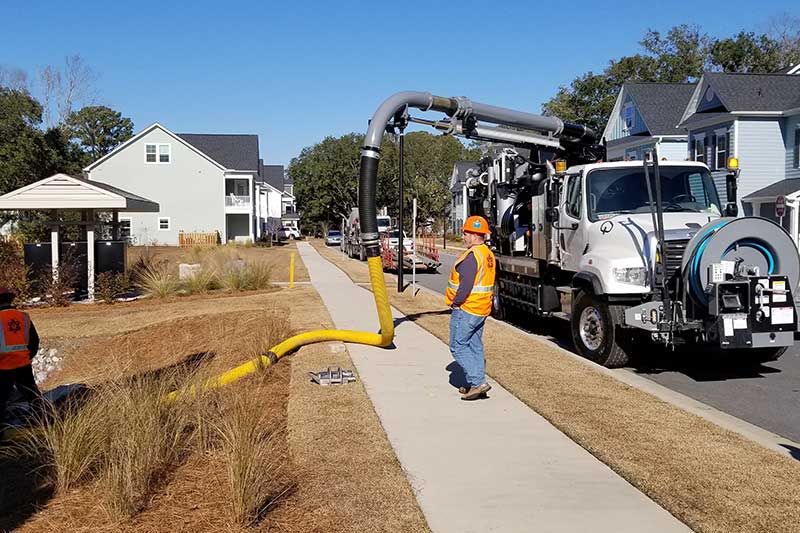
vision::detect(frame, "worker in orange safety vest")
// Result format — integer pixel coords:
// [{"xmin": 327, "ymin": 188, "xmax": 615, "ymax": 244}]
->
[
  {"xmin": 445, "ymin": 216, "xmax": 496, "ymax": 400},
  {"xmin": 0, "ymin": 287, "xmax": 43, "ymax": 427}
]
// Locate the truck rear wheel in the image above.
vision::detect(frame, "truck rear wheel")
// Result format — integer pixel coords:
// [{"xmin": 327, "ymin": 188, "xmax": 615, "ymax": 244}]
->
[{"xmin": 571, "ymin": 291, "xmax": 629, "ymax": 368}]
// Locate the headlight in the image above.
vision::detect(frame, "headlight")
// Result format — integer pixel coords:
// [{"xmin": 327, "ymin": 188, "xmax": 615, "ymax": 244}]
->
[{"xmin": 612, "ymin": 267, "xmax": 648, "ymax": 286}]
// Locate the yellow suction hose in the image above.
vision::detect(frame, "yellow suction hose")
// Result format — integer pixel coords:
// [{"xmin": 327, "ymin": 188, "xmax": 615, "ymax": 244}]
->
[{"xmin": 165, "ymin": 256, "xmax": 393, "ymax": 401}]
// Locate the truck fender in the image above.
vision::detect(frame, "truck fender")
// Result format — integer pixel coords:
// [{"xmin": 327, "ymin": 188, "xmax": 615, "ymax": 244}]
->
[{"xmin": 572, "ymin": 271, "xmax": 604, "ymax": 295}]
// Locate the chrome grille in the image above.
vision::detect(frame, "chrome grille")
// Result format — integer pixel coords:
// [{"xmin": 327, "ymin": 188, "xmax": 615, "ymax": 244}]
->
[{"xmin": 661, "ymin": 239, "xmax": 689, "ymax": 276}]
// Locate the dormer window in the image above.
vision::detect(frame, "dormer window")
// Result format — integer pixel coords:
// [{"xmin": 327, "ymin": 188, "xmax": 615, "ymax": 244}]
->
[
  {"xmin": 145, "ymin": 143, "xmax": 171, "ymax": 164},
  {"xmin": 623, "ymin": 104, "xmax": 634, "ymax": 130}
]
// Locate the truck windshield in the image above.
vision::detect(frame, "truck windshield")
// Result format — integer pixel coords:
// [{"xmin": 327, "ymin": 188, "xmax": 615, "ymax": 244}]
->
[{"xmin": 586, "ymin": 166, "xmax": 722, "ymax": 222}]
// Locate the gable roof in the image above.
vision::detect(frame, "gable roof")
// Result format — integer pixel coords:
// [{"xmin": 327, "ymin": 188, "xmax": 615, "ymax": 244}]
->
[
  {"xmin": 177, "ymin": 134, "xmax": 260, "ymax": 171},
  {"xmin": 84, "ymin": 123, "xmax": 229, "ymax": 173},
  {"xmin": 743, "ymin": 179, "xmax": 800, "ymax": 200},
  {"xmin": 773, "ymin": 64, "xmax": 800, "ymax": 75},
  {"xmin": 450, "ymin": 161, "xmax": 479, "ymax": 191},
  {"xmin": 624, "ymin": 83, "xmax": 697, "ymax": 136},
  {"xmin": 0, "ymin": 174, "xmax": 159, "ymax": 211},
  {"xmin": 262, "ymin": 164, "xmax": 285, "ymax": 190},
  {"xmin": 681, "ymin": 72, "xmax": 800, "ymax": 125},
  {"xmin": 701, "ymin": 72, "xmax": 800, "ymax": 111}
]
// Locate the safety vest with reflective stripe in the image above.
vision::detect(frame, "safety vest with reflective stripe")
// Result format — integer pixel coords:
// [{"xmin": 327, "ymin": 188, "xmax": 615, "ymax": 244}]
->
[
  {"xmin": 445, "ymin": 243, "xmax": 496, "ymax": 316},
  {"xmin": 0, "ymin": 309, "xmax": 31, "ymax": 370}
]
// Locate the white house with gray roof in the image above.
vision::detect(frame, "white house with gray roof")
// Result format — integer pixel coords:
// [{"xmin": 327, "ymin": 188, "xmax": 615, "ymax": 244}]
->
[
  {"xmin": 602, "ymin": 83, "xmax": 696, "ymax": 162},
  {"xmin": 84, "ymin": 123, "xmax": 283, "ymax": 245}
]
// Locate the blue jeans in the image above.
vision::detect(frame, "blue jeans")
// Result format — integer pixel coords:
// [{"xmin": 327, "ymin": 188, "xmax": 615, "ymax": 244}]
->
[{"xmin": 449, "ymin": 308, "xmax": 487, "ymax": 388}]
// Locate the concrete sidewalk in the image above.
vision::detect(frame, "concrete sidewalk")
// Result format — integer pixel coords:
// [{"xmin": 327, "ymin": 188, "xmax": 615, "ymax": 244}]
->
[{"xmin": 297, "ymin": 243, "xmax": 691, "ymax": 533}]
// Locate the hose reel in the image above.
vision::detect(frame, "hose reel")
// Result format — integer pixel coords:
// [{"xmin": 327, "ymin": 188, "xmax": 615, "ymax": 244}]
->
[{"xmin": 681, "ymin": 217, "xmax": 800, "ymax": 308}]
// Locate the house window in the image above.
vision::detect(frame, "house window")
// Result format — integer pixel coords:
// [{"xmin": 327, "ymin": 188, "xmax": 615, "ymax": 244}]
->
[
  {"xmin": 623, "ymin": 104, "xmax": 634, "ymax": 130},
  {"xmin": 119, "ymin": 218, "xmax": 131, "ymax": 239},
  {"xmin": 145, "ymin": 143, "xmax": 171, "ymax": 164},
  {"xmin": 158, "ymin": 217, "xmax": 170, "ymax": 231},
  {"xmin": 693, "ymin": 137, "xmax": 705, "ymax": 163},
  {"xmin": 715, "ymin": 133, "xmax": 728, "ymax": 170},
  {"xmin": 795, "ymin": 127, "xmax": 800, "ymax": 168}
]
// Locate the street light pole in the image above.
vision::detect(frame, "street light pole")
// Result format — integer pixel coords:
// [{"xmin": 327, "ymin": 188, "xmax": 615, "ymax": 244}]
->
[{"xmin": 397, "ymin": 129, "xmax": 405, "ymax": 293}]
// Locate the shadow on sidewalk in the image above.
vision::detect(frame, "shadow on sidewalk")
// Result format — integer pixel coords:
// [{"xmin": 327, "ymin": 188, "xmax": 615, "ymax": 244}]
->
[
  {"xmin": 780, "ymin": 444, "xmax": 800, "ymax": 462},
  {"xmin": 393, "ymin": 310, "xmax": 450, "ymax": 329}
]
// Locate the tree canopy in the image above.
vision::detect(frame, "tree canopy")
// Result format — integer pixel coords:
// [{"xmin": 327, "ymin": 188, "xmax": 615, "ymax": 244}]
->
[
  {"xmin": 66, "ymin": 105, "xmax": 134, "ymax": 159},
  {"xmin": 542, "ymin": 24, "xmax": 800, "ymax": 134},
  {"xmin": 289, "ymin": 131, "xmax": 480, "ymax": 232}
]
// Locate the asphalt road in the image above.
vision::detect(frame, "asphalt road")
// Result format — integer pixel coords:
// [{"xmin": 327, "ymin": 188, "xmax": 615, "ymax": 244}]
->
[{"xmin": 400, "ymin": 249, "xmax": 800, "ymax": 445}]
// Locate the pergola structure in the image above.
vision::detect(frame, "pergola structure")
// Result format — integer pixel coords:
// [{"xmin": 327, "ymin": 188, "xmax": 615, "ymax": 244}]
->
[{"xmin": 0, "ymin": 174, "xmax": 159, "ymax": 300}]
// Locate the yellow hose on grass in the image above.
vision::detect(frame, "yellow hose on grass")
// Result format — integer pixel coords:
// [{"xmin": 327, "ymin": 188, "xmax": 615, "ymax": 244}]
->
[{"xmin": 164, "ymin": 256, "xmax": 393, "ymax": 401}]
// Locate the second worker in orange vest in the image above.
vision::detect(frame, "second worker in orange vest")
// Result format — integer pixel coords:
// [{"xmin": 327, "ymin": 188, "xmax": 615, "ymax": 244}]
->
[
  {"xmin": 445, "ymin": 216, "xmax": 496, "ymax": 400},
  {"xmin": 0, "ymin": 287, "xmax": 43, "ymax": 428}
]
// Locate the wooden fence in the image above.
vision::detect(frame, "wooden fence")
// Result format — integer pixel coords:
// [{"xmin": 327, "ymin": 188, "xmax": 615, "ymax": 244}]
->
[{"xmin": 178, "ymin": 231, "xmax": 220, "ymax": 248}]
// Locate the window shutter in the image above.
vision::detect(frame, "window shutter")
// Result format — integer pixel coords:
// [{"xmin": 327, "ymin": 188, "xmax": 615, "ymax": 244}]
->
[
  {"xmin": 795, "ymin": 129, "xmax": 800, "ymax": 168},
  {"xmin": 711, "ymin": 135, "xmax": 717, "ymax": 170}
]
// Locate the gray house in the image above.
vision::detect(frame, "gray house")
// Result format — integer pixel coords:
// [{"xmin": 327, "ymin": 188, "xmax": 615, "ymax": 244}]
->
[
  {"xmin": 85, "ymin": 123, "xmax": 272, "ymax": 245},
  {"xmin": 678, "ymin": 72, "xmax": 800, "ymax": 208},
  {"xmin": 449, "ymin": 161, "xmax": 479, "ymax": 233},
  {"xmin": 262, "ymin": 164, "xmax": 299, "ymax": 232},
  {"xmin": 602, "ymin": 83, "xmax": 696, "ymax": 161}
]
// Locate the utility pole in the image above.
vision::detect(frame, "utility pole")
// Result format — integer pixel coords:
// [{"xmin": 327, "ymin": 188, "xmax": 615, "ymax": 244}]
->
[{"xmin": 391, "ymin": 107, "xmax": 408, "ymax": 294}]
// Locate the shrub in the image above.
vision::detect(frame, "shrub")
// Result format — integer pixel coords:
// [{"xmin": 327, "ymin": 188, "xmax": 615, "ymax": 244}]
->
[
  {"xmin": 40, "ymin": 249, "xmax": 80, "ymax": 307},
  {"xmin": 129, "ymin": 247, "xmax": 161, "ymax": 285},
  {"xmin": 211, "ymin": 395, "xmax": 291, "ymax": 526},
  {"xmin": 137, "ymin": 264, "xmax": 180, "ymax": 299},
  {"xmin": 245, "ymin": 262, "xmax": 272, "ymax": 290},
  {"xmin": 99, "ymin": 376, "xmax": 187, "ymax": 519},
  {"xmin": 0, "ymin": 241, "xmax": 32, "ymax": 305},
  {"xmin": 184, "ymin": 267, "xmax": 219, "ymax": 294},
  {"xmin": 11, "ymin": 393, "xmax": 110, "ymax": 493},
  {"xmin": 95, "ymin": 271, "xmax": 131, "ymax": 304},
  {"xmin": 218, "ymin": 262, "xmax": 249, "ymax": 292}
]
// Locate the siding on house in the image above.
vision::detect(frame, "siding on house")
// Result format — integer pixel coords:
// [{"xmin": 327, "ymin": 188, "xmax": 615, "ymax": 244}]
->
[
  {"xmin": 736, "ymin": 118, "xmax": 786, "ymax": 201},
  {"xmin": 658, "ymin": 139, "xmax": 689, "ymax": 161},
  {"xmin": 607, "ymin": 95, "xmax": 648, "ymax": 141},
  {"xmin": 786, "ymin": 113, "xmax": 800, "ymax": 180},
  {"xmin": 88, "ymin": 127, "xmax": 226, "ymax": 245},
  {"xmin": 688, "ymin": 120, "xmax": 735, "ymax": 202}
]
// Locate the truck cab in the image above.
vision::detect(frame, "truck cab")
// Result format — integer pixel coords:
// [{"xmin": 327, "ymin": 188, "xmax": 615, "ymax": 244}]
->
[{"xmin": 555, "ymin": 161, "xmax": 721, "ymax": 295}]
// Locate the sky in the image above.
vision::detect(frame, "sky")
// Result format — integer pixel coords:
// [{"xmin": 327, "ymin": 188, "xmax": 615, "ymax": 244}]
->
[{"xmin": 2, "ymin": 0, "xmax": 798, "ymax": 167}]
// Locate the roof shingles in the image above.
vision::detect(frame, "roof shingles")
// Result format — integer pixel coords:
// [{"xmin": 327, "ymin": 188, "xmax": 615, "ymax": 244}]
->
[
  {"xmin": 177, "ymin": 134, "xmax": 260, "ymax": 171},
  {"xmin": 625, "ymin": 83, "xmax": 697, "ymax": 135}
]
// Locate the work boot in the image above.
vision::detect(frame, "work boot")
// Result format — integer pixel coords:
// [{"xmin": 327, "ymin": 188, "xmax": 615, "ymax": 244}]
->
[{"xmin": 461, "ymin": 383, "xmax": 491, "ymax": 400}]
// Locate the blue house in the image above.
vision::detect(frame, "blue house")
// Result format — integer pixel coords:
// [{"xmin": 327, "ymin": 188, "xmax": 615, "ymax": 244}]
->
[
  {"xmin": 602, "ymin": 83, "xmax": 696, "ymax": 161},
  {"xmin": 677, "ymin": 71, "xmax": 800, "ymax": 209}
]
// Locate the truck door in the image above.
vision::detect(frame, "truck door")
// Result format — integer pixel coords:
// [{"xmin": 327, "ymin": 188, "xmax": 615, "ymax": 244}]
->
[{"xmin": 558, "ymin": 173, "xmax": 585, "ymax": 272}]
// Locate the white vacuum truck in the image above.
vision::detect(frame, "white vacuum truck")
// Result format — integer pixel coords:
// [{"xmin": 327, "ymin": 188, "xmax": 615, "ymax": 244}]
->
[
  {"xmin": 471, "ymin": 149, "xmax": 799, "ymax": 367},
  {"xmin": 354, "ymin": 91, "xmax": 800, "ymax": 368}
]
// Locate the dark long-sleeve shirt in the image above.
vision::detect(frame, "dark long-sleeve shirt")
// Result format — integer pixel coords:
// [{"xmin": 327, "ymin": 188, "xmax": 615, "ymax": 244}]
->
[{"xmin": 452, "ymin": 252, "xmax": 478, "ymax": 306}]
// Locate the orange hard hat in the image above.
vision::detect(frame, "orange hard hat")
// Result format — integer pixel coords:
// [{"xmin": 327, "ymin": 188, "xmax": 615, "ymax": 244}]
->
[{"xmin": 463, "ymin": 216, "xmax": 491, "ymax": 235}]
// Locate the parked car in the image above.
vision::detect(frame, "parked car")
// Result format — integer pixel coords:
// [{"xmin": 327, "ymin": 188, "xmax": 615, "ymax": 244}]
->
[
  {"xmin": 278, "ymin": 226, "xmax": 300, "ymax": 240},
  {"xmin": 325, "ymin": 230, "xmax": 342, "ymax": 246}
]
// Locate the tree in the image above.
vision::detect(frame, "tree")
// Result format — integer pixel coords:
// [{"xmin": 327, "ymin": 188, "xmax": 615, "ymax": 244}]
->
[
  {"xmin": 66, "ymin": 105, "xmax": 134, "ymax": 160},
  {"xmin": 39, "ymin": 55, "xmax": 97, "ymax": 128},
  {"xmin": 766, "ymin": 12, "xmax": 800, "ymax": 68},
  {"xmin": 289, "ymin": 133, "xmax": 362, "ymax": 229},
  {"xmin": 289, "ymin": 131, "xmax": 480, "ymax": 231},
  {"xmin": 709, "ymin": 32, "xmax": 782, "ymax": 73},
  {"xmin": 542, "ymin": 25, "xmax": 708, "ymax": 134},
  {"xmin": 0, "ymin": 87, "xmax": 87, "ymax": 237}
]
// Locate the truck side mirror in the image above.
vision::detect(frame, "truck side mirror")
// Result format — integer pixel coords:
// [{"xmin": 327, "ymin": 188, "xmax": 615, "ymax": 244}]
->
[
  {"xmin": 725, "ymin": 170, "xmax": 739, "ymax": 217},
  {"xmin": 545, "ymin": 207, "xmax": 559, "ymax": 223}
]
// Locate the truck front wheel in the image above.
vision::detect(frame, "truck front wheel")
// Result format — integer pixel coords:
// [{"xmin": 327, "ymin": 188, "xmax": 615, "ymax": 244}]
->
[{"xmin": 571, "ymin": 291, "xmax": 629, "ymax": 368}]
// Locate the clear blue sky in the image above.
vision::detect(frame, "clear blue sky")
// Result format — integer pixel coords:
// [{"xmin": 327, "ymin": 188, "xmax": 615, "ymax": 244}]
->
[{"xmin": 2, "ymin": 0, "xmax": 797, "ymax": 167}]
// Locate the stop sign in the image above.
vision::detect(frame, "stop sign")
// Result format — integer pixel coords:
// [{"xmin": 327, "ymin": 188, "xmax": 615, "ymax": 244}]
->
[{"xmin": 776, "ymin": 195, "xmax": 786, "ymax": 218}]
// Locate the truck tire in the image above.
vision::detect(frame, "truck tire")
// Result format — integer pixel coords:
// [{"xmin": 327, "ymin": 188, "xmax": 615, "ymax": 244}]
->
[{"xmin": 570, "ymin": 291, "xmax": 629, "ymax": 368}]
